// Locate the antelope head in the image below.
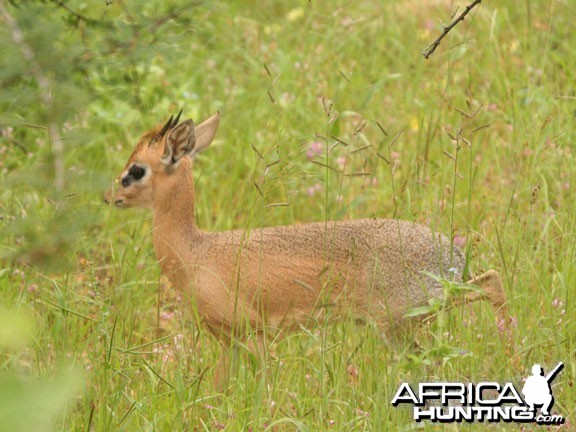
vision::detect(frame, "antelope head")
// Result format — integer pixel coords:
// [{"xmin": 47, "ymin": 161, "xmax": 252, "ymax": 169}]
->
[{"xmin": 103, "ymin": 110, "xmax": 221, "ymax": 209}]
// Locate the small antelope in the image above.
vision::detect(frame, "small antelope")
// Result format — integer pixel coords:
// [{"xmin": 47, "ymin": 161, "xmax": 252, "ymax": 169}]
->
[{"xmin": 104, "ymin": 111, "xmax": 507, "ymax": 352}]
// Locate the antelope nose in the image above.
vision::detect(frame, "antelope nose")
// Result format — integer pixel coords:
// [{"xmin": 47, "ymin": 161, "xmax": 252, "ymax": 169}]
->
[
  {"xmin": 103, "ymin": 193, "xmax": 124, "ymax": 207},
  {"xmin": 103, "ymin": 189, "xmax": 114, "ymax": 205}
]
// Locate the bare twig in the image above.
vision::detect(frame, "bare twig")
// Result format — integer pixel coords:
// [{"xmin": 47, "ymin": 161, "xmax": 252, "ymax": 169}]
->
[
  {"xmin": 422, "ymin": 0, "xmax": 482, "ymax": 59},
  {"xmin": 148, "ymin": 2, "xmax": 200, "ymax": 33},
  {"xmin": 4, "ymin": 137, "xmax": 28, "ymax": 154},
  {"xmin": 0, "ymin": 3, "xmax": 65, "ymax": 194},
  {"xmin": 50, "ymin": 0, "xmax": 101, "ymax": 26}
]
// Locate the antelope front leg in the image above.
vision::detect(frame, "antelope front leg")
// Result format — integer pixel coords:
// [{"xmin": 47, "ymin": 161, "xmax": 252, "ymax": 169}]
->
[
  {"xmin": 467, "ymin": 270, "xmax": 508, "ymax": 324},
  {"xmin": 465, "ymin": 269, "xmax": 515, "ymax": 350}
]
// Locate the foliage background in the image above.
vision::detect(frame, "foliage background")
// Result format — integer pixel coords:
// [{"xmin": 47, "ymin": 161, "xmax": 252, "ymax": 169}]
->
[{"xmin": 0, "ymin": 0, "xmax": 574, "ymax": 430}]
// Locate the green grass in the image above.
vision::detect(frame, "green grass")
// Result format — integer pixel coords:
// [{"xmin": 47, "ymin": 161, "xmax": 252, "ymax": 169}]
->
[{"xmin": 1, "ymin": 0, "xmax": 575, "ymax": 430}]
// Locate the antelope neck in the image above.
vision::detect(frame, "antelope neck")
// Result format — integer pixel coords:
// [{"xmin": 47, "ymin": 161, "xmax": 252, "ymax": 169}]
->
[{"xmin": 152, "ymin": 161, "xmax": 202, "ymax": 254}]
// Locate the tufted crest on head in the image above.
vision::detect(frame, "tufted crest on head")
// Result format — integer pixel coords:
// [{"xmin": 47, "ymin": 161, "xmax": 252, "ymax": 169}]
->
[{"xmin": 152, "ymin": 108, "xmax": 184, "ymax": 144}]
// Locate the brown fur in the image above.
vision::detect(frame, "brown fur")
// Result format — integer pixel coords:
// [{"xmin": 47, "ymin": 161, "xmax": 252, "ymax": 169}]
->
[{"xmin": 104, "ymin": 112, "xmax": 508, "ymax": 347}]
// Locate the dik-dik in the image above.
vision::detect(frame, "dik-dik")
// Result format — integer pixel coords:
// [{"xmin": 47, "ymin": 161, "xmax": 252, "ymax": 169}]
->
[{"xmin": 104, "ymin": 111, "xmax": 508, "ymax": 351}]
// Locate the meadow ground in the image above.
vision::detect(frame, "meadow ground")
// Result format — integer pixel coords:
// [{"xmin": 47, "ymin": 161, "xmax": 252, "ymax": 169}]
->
[{"xmin": 0, "ymin": 0, "xmax": 574, "ymax": 430}]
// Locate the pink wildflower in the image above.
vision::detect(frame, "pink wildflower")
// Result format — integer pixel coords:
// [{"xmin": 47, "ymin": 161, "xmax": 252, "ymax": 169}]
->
[
  {"xmin": 307, "ymin": 184, "xmax": 322, "ymax": 196},
  {"xmin": 453, "ymin": 235, "xmax": 466, "ymax": 249},
  {"xmin": 306, "ymin": 141, "xmax": 323, "ymax": 159}
]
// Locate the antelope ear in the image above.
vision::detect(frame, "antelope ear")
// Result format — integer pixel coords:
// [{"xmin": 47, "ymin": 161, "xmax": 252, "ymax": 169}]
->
[
  {"xmin": 189, "ymin": 112, "xmax": 220, "ymax": 158},
  {"xmin": 162, "ymin": 119, "xmax": 195, "ymax": 166}
]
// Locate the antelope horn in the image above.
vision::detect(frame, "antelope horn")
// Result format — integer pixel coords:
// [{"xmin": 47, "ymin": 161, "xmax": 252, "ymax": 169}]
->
[
  {"xmin": 158, "ymin": 114, "xmax": 174, "ymax": 138},
  {"xmin": 172, "ymin": 108, "xmax": 183, "ymax": 128}
]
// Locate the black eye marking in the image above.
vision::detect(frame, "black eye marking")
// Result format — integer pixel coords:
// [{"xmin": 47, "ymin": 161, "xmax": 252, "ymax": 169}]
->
[
  {"xmin": 129, "ymin": 165, "xmax": 146, "ymax": 180},
  {"xmin": 122, "ymin": 164, "xmax": 146, "ymax": 187}
]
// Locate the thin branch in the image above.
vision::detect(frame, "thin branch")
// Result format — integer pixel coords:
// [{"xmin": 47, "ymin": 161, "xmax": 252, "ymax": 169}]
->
[
  {"xmin": 50, "ymin": 0, "xmax": 102, "ymax": 26},
  {"xmin": 4, "ymin": 137, "xmax": 28, "ymax": 154},
  {"xmin": 0, "ymin": 3, "xmax": 65, "ymax": 194},
  {"xmin": 148, "ymin": 1, "xmax": 200, "ymax": 33},
  {"xmin": 422, "ymin": 0, "xmax": 482, "ymax": 59}
]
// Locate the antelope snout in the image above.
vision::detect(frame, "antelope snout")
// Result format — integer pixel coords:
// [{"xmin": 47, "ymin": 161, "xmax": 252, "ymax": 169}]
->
[
  {"xmin": 103, "ymin": 188, "xmax": 124, "ymax": 207},
  {"xmin": 103, "ymin": 187, "xmax": 113, "ymax": 205}
]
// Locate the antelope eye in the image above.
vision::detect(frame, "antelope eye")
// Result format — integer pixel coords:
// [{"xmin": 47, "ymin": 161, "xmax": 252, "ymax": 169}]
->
[
  {"xmin": 128, "ymin": 165, "xmax": 146, "ymax": 180},
  {"xmin": 122, "ymin": 164, "xmax": 146, "ymax": 187}
]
